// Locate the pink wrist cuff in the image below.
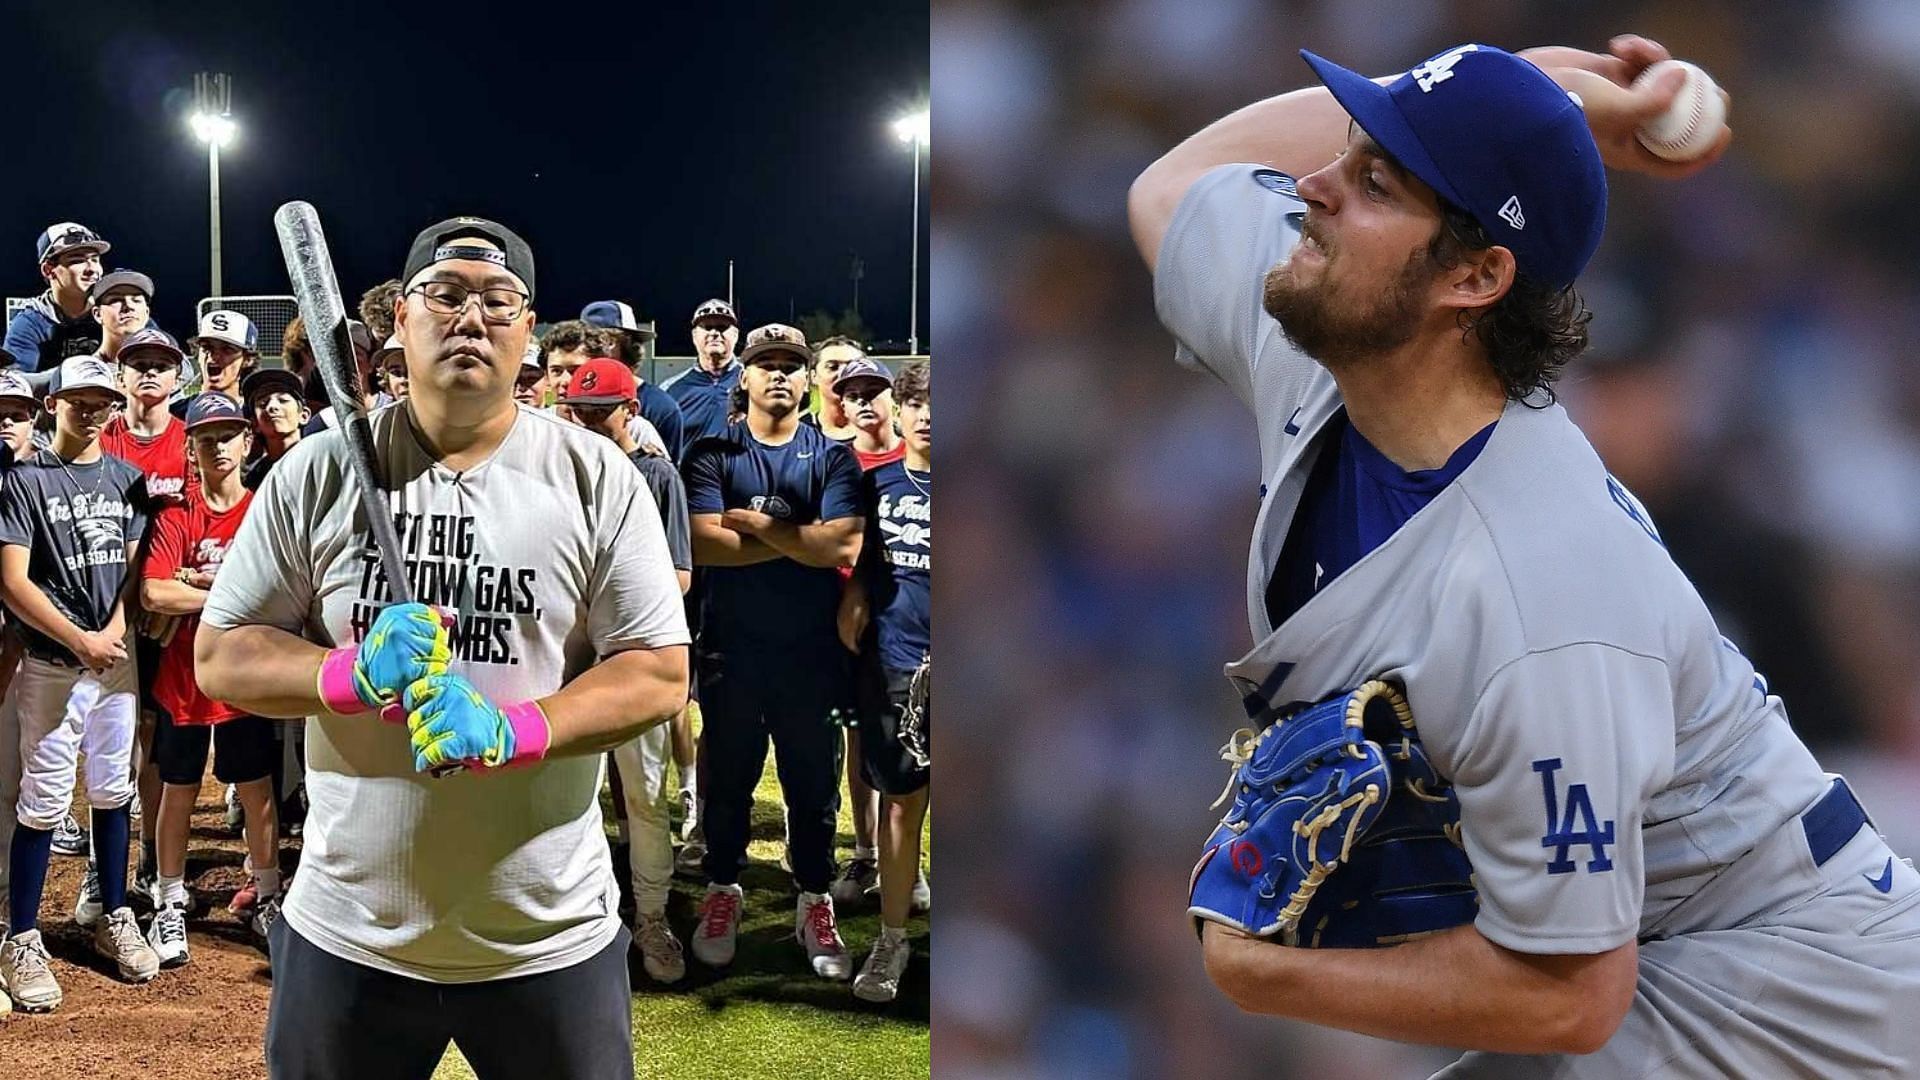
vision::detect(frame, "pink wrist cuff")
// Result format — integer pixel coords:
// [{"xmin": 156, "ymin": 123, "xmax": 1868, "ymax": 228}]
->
[
  {"xmin": 504, "ymin": 701, "xmax": 552, "ymax": 767},
  {"xmin": 317, "ymin": 647, "xmax": 373, "ymax": 715}
]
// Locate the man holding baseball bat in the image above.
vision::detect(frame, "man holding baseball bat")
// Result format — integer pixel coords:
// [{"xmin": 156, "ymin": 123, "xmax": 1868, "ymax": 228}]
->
[{"xmin": 197, "ymin": 216, "xmax": 689, "ymax": 1079}]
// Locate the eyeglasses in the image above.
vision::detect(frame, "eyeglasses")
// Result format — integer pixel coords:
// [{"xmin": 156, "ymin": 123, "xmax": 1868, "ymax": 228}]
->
[{"xmin": 408, "ymin": 281, "xmax": 530, "ymax": 324}]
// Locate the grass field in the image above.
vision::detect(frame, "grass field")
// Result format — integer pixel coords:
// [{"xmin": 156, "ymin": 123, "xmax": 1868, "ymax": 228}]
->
[{"xmin": 432, "ymin": 740, "xmax": 932, "ymax": 1079}]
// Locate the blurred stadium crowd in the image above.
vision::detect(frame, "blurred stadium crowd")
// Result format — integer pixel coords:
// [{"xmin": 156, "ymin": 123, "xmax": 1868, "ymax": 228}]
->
[{"xmin": 937, "ymin": 1, "xmax": 1920, "ymax": 1076}]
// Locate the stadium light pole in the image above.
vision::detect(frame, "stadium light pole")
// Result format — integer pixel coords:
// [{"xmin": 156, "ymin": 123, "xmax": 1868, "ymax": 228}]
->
[
  {"xmin": 191, "ymin": 73, "xmax": 238, "ymax": 299},
  {"xmin": 893, "ymin": 108, "xmax": 929, "ymax": 355}
]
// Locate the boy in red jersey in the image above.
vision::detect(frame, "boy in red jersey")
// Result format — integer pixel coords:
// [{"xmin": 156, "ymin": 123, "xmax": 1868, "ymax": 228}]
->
[{"xmin": 139, "ymin": 393, "xmax": 280, "ymax": 964}]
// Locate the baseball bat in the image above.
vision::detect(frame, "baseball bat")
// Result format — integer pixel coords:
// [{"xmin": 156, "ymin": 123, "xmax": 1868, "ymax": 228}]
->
[
  {"xmin": 273, "ymin": 201, "xmax": 412, "ymax": 605},
  {"xmin": 275, "ymin": 202, "xmax": 469, "ymax": 776}
]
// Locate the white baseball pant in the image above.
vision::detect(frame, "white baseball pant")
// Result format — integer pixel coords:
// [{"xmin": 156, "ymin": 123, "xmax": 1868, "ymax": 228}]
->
[
  {"xmin": 611, "ymin": 723, "xmax": 673, "ymax": 918},
  {"xmin": 13, "ymin": 655, "xmax": 138, "ymax": 831}
]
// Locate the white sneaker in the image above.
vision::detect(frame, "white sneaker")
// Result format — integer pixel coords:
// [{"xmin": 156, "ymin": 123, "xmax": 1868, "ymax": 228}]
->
[
  {"xmin": 690, "ymin": 884, "xmax": 742, "ymax": 967},
  {"xmin": 251, "ymin": 895, "xmax": 282, "ymax": 946},
  {"xmin": 50, "ymin": 812, "xmax": 88, "ymax": 857},
  {"xmin": 911, "ymin": 872, "xmax": 931, "ymax": 914},
  {"xmin": 0, "ymin": 929, "xmax": 62, "ymax": 1011},
  {"xmin": 830, "ymin": 857, "xmax": 878, "ymax": 907},
  {"xmin": 94, "ymin": 907, "xmax": 160, "ymax": 983},
  {"xmin": 678, "ymin": 790, "xmax": 700, "ymax": 843},
  {"xmin": 73, "ymin": 859, "xmax": 104, "ymax": 927},
  {"xmin": 147, "ymin": 903, "xmax": 190, "ymax": 968},
  {"xmin": 224, "ymin": 785, "xmax": 244, "ymax": 835},
  {"xmin": 796, "ymin": 891, "xmax": 851, "ymax": 980},
  {"xmin": 674, "ymin": 835, "xmax": 708, "ymax": 878},
  {"xmin": 853, "ymin": 929, "xmax": 912, "ymax": 1002},
  {"xmin": 633, "ymin": 912, "xmax": 686, "ymax": 984}
]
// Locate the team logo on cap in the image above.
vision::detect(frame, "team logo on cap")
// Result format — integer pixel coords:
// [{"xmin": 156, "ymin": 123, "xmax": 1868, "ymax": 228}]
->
[
  {"xmin": 1250, "ymin": 169, "xmax": 1298, "ymax": 198},
  {"xmin": 1411, "ymin": 43, "xmax": 1479, "ymax": 92},
  {"xmin": 579, "ymin": 370, "xmax": 600, "ymax": 391}
]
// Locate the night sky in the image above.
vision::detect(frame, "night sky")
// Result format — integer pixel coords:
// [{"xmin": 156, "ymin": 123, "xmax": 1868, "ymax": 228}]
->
[{"xmin": 0, "ymin": 0, "xmax": 928, "ymax": 353}]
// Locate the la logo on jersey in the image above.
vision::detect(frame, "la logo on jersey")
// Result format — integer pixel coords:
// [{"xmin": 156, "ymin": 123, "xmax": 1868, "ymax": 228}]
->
[
  {"xmin": 1533, "ymin": 758, "xmax": 1615, "ymax": 874},
  {"xmin": 1411, "ymin": 44, "xmax": 1480, "ymax": 92}
]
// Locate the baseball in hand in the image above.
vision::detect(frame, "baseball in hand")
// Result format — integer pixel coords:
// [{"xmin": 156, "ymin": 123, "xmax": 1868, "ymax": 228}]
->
[{"xmin": 1633, "ymin": 60, "xmax": 1726, "ymax": 162}]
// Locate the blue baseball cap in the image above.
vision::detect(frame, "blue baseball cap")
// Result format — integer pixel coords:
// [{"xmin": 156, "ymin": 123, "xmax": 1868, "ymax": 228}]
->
[
  {"xmin": 184, "ymin": 392, "xmax": 248, "ymax": 431},
  {"xmin": 1300, "ymin": 43, "xmax": 1606, "ymax": 290},
  {"xmin": 582, "ymin": 300, "xmax": 656, "ymax": 341}
]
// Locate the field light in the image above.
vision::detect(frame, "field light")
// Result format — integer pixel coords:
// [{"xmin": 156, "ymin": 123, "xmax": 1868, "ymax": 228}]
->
[{"xmin": 190, "ymin": 111, "xmax": 237, "ymax": 147}]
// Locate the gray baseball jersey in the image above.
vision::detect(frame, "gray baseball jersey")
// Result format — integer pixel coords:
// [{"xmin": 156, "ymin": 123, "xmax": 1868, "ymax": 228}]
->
[
  {"xmin": 203, "ymin": 403, "xmax": 689, "ymax": 983},
  {"xmin": 1155, "ymin": 164, "xmax": 1920, "ymax": 1074},
  {"xmin": 0, "ymin": 451, "xmax": 147, "ymax": 665}
]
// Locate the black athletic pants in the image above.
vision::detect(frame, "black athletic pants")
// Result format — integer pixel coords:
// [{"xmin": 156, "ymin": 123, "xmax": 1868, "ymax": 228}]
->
[
  {"xmin": 265, "ymin": 918, "xmax": 634, "ymax": 1080},
  {"xmin": 697, "ymin": 643, "xmax": 845, "ymax": 894}
]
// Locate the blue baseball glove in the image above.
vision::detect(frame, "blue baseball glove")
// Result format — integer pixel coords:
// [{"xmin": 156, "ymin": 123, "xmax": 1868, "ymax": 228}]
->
[
  {"xmin": 1285, "ymin": 693, "xmax": 1478, "ymax": 947},
  {"xmin": 402, "ymin": 672, "xmax": 551, "ymax": 774},
  {"xmin": 1188, "ymin": 681, "xmax": 1395, "ymax": 938}
]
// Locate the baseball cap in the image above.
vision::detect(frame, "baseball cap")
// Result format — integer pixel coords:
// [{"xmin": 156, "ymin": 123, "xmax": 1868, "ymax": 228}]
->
[
  {"xmin": 692, "ymin": 299, "xmax": 737, "ymax": 327},
  {"xmin": 184, "ymin": 392, "xmax": 249, "ymax": 432},
  {"xmin": 373, "ymin": 333, "xmax": 405, "ymax": 367},
  {"xmin": 402, "ymin": 216, "xmax": 535, "ymax": 299},
  {"xmin": 49, "ymin": 355, "xmax": 125, "ymax": 401},
  {"xmin": 190, "ymin": 309, "xmax": 258, "ymax": 352},
  {"xmin": 89, "ymin": 269, "xmax": 154, "ymax": 304},
  {"xmin": 1300, "ymin": 43, "xmax": 1606, "ymax": 289},
  {"xmin": 37, "ymin": 222, "xmax": 110, "ymax": 263},
  {"xmin": 561, "ymin": 358, "xmax": 638, "ymax": 406},
  {"xmin": 520, "ymin": 339, "xmax": 543, "ymax": 371},
  {"xmin": 116, "ymin": 327, "xmax": 185, "ymax": 367},
  {"xmin": 832, "ymin": 357, "xmax": 894, "ymax": 393},
  {"xmin": 582, "ymin": 300, "xmax": 656, "ymax": 341},
  {"xmin": 0, "ymin": 370, "xmax": 34, "ymax": 403},
  {"xmin": 241, "ymin": 367, "xmax": 304, "ymax": 408},
  {"xmin": 740, "ymin": 323, "xmax": 811, "ymax": 365}
]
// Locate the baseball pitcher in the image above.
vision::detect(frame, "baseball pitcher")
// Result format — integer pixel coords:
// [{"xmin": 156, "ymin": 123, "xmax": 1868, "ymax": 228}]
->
[{"xmin": 1130, "ymin": 35, "xmax": 1920, "ymax": 1077}]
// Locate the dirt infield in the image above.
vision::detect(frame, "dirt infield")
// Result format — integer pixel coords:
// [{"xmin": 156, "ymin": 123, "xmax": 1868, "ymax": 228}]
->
[
  {"xmin": 0, "ymin": 762, "xmax": 931, "ymax": 1079},
  {"xmin": 0, "ymin": 776, "xmax": 279, "ymax": 1079}
]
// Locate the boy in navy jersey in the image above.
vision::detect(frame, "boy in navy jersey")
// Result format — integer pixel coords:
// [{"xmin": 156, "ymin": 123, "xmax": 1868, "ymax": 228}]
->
[
  {"xmin": 681, "ymin": 323, "xmax": 864, "ymax": 980},
  {"xmin": 841, "ymin": 361, "xmax": 931, "ymax": 1003}
]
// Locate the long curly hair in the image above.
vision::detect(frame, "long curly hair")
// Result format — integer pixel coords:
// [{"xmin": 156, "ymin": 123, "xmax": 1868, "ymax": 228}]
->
[{"xmin": 1427, "ymin": 203, "xmax": 1592, "ymax": 404}]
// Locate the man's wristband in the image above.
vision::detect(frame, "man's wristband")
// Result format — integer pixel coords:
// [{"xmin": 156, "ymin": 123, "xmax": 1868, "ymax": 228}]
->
[
  {"xmin": 501, "ymin": 700, "xmax": 552, "ymax": 767},
  {"xmin": 316, "ymin": 646, "xmax": 375, "ymax": 715}
]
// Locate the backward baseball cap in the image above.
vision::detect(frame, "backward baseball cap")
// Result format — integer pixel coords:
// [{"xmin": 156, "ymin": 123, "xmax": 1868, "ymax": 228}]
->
[
  {"xmin": 1300, "ymin": 43, "xmax": 1606, "ymax": 290},
  {"xmin": 402, "ymin": 216, "xmax": 535, "ymax": 299}
]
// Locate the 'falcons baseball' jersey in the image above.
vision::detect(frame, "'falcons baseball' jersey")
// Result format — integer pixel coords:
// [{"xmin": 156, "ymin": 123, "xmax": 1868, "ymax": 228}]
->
[
  {"xmin": 682, "ymin": 422, "xmax": 864, "ymax": 650},
  {"xmin": 0, "ymin": 451, "xmax": 147, "ymax": 664},
  {"xmin": 142, "ymin": 491, "xmax": 253, "ymax": 725},
  {"xmin": 859, "ymin": 460, "xmax": 930, "ymax": 672},
  {"xmin": 102, "ymin": 413, "xmax": 194, "ymax": 505},
  {"xmin": 1154, "ymin": 163, "xmax": 1835, "ymax": 954},
  {"xmin": 203, "ymin": 402, "xmax": 689, "ymax": 983}
]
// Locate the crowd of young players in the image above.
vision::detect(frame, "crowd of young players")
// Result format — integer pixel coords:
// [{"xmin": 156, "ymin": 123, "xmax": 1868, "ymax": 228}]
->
[{"xmin": 0, "ymin": 220, "xmax": 931, "ymax": 1016}]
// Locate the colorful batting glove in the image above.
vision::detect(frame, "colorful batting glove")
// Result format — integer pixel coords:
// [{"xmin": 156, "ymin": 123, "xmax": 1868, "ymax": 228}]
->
[
  {"xmin": 402, "ymin": 672, "xmax": 551, "ymax": 774},
  {"xmin": 316, "ymin": 603, "xmax": 452, "ymax": 716}
]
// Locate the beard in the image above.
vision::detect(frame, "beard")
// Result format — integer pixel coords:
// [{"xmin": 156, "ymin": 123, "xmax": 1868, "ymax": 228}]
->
[{"xmin": 1263, "ymin": 236, "xmax": 1432, "ymax": 369}]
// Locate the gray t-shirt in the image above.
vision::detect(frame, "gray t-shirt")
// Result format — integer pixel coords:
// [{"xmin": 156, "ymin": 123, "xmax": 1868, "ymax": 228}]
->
[
  {"xmin": 1156, "ymin": 164, "xmax": 1834, "ymax": 955},
  {"xmin": 0, "ymin": 450, "xmax": 148, "ymax": 664},
  {"xmin": 203, "ymin": 402, "xmax": 689, "ymax": 982},
  {"xmin": 629, "ymin": 450, "xmax": 692, "ymax": 572}
]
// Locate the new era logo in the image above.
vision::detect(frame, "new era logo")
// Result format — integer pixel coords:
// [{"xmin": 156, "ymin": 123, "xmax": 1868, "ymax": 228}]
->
[{"xmin": 1498, "ymin": 195, "xmax": 1526, "ymax": 230}]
